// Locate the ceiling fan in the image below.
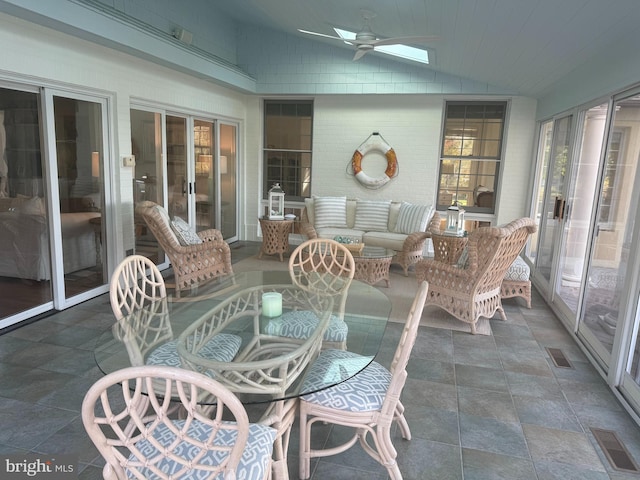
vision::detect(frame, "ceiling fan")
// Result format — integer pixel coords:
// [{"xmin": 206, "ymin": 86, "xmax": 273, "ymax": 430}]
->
[{"xmin": 298, "ymin": 9, "xmax": 438, "ymax": 61}]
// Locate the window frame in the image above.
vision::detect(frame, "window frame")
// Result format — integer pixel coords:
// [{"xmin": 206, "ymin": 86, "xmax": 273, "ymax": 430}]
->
[
  {"xmin": 437, "ymin": 100, "xmax": 508, "ymax": 213},
  {"xmin": 262, "ymin": 99, "xmax": 313, "ymax": 202}
]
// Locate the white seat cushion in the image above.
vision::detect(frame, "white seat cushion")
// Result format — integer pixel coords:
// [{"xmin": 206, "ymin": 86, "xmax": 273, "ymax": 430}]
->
[
  {"xmin": 362, "ymin": 231, "xmax": 407, "ymax": 251},
  {"xmin": 504, "ymin": 256, "xmax": 530, "ymax": 281},
  {"xmin": 130, "ymin": 419, "xmax": 276, "ymax": 479},
  {"xmin": 147, "ymin": 333, "xmax": 242, "ymax": 367},
  {"xmin": 265, "ymin": 310, "xmax": 348, "ymax": 342},
  {"xmin": 301, "ymin": 349, "xmax": 391, "ymax": 412},
  {"xmin": 315, "ymin": 227, "xmax": 365, "ymax": 240}
]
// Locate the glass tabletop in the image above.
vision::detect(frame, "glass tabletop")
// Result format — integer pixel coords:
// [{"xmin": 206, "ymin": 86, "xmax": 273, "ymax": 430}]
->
[
  {"xmin": 353, "ymin": 245, "xmax": 395, "ymax": 259},
  {"xmin": 94, "ymin": 270, "xmax": 391, "ymax": 404}
]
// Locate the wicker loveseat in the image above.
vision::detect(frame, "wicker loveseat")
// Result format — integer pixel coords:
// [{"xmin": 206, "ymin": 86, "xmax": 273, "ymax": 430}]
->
[
  {"xmin": 136, "ymin": 201, "xmax": 233, "ymax": 295},
  {"xmin": 299, "ymin": 196, "xmax": 440, "ymax": 276}
]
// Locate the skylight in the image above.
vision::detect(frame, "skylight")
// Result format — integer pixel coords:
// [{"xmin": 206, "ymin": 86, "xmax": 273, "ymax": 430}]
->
[{"xmin": 333, "ymin": 28, "xmax": 429, "ymax": 64}]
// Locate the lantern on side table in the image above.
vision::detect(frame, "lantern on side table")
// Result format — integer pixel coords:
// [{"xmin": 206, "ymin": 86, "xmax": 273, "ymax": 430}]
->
[
  {"xmin": 268, "ymin": 183, "xmax": 285, "ymax": 220},
  {"xmin": 446, "ymin": 202, "xmax": 465, "ymax": 236}
]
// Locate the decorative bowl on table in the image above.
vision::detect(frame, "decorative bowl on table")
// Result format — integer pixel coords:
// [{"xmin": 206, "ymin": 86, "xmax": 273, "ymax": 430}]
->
[
  {"xmin": 333, "ymin": 235, "xmax": 364, "ymax": 255},
  {"xmin": 285, "ymin": 214, "xmax": 296, "ymax": 220}
]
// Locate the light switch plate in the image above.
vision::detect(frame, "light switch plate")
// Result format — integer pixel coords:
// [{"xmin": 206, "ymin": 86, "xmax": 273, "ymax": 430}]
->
[{"xmin": 122, "ymin": 155, "xmax": 135, "ymax": 167}]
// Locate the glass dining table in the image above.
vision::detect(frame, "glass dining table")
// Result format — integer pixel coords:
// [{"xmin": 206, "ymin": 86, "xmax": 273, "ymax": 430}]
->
[{"xmin": 93, "ymin": 270, "xmax": 391, "ymax": 479}]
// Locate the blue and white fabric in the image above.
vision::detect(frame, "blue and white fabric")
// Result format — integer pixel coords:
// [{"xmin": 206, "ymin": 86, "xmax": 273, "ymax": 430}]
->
[
  {"xmin": 354, "ymin": 200, "xmax": 392, "ymax": 232},
  {"xmin": 301, "ymin": 349, "xmax": 391, "ymax": 412},
  {"xmin": 265, "ymin": 310, "xmax": 348, "ymax": 342},
  {"xmin": 171, "ymin": 216, "xmax": 203, "ymax": 246},
  {"xmin": 127, "ymin": 419, "xmax": 276, "ymax": 480},
  {"xmin": 393, "ymin": 202, "xmax": 433, "ymax": 234},
  {"xmin": 147, "ymin": 333, "xmax": 242, "ymax": 367},
  {"xmin": 504, "ymin": 256, "xmax": 530, "ymax": 281},
  {"xmin": 313, "ymin": 196, "xmax": 348, "ymax": 229},
  {"xmin": 456, "ymin": 247, "xmax": 469, "ymax": 269}
]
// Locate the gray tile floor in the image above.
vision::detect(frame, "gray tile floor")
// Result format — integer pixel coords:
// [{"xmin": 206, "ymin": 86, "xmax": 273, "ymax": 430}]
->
[{"xmin": 1, "ymin": 241, "xmax": 640, "ymax": 479}]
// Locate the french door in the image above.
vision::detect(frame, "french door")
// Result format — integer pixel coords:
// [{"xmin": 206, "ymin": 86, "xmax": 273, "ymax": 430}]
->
[{"xmin": 131, "ymin": 107, "xmax": 238, "ymax": 266}]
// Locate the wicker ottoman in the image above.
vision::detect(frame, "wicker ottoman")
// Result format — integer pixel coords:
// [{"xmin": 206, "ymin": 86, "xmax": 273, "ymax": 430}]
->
[{"xmin": 501, "ymin": 256, "xmax": 532, "ymax": 308}]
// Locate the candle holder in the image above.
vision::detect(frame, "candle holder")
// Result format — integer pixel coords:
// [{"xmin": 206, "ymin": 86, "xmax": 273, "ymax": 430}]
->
[{"xmin": 262, "ymin": 292, "xmax": 283, "ymax": 317}]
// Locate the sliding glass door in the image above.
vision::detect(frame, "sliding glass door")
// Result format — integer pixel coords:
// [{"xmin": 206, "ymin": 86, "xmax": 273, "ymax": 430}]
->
[
  {"xmin": 576, "ymin": 96, "xmax": 639, "ymax": 369},
  {"xmin": 0, "ymin": 85, "xmax": 111, "ymax": 328},
  {"xmin": 0, "ymin": 86, "xmax": 51, "ymax": 324},
  {"xmin": 531, "ymin": 90, "xmax": 640, "ymax": 396},
  {"xmin": 51, "ymin": 95, "xmax": 107, "ymax": 304}
]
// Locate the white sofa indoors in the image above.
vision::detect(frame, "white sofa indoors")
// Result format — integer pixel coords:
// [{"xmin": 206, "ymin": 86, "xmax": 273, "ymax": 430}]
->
[{"xmin": 300, "ymin": 196, "xmax": 440, "ymax": 276}]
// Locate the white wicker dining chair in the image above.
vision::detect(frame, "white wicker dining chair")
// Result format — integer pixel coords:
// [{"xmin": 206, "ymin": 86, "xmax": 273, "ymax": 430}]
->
[
  {"xmin": 110, "ymin": 254, "xmax": 166, "ymax": 321},
  {"xmin": 298, "ymin": 281, "xmax": 429, "ymax": 480},
  {"xmin": 265, "ymin": 238, "xmax": 355, "ymax": 350},
  {"xmin": 82, "ymin": 365, "xmax": 277, "ymax": 480},
  {"xmin": 110, "ymin": 255, "xmax": 241, "ymax": 368}
]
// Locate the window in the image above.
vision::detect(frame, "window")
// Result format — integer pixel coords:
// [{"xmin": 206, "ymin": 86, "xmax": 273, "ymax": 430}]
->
[
  {"xmin": 263, "ymin": 100, "xmax": 312, "ymax": 202},
  {"xmin": 437, "ymin": 101, "xmax": 507, "ymax": 213}
]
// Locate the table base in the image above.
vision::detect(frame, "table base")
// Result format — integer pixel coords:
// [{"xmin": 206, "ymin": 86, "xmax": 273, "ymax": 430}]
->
[{"xmin": 353, "ymin": 256, "xmax": 392, "ymax": 287}]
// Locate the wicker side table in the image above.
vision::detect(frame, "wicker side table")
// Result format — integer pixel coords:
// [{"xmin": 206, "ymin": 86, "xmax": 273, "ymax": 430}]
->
[
  {"xmin": 258, "ymin": 218, "xmax": 294, "ymax": 262},
  {"xmin": 350, "ymin": 246, "xmax": 395, "ymax": 287},
  {"xmin": 431, "ymin": 233, "xmax": 468, "ymax": 265}
]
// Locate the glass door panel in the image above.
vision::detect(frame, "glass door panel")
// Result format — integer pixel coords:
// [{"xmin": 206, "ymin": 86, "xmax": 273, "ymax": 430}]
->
[
  {"xmin": 556, "ymin": 104, "xmax": 609, "ymax": 316},
  {"xmin": 194, "ymin": 119, "xmax": 216, "ymax": 231},
  {"xmin": 131, "ymin": 109, "xmax": 164, "ymax": 263},
  {"xmin": 532, "ymin": 115, "xmax": 572, "ymax": 284},
  {"xmin": 578, "ymin": 98, "xmax": 639, "ymax": 365},
  {"xmin": 167, "ymin": 115, "xmax": 188, "ymax": 222},
  {"xmin": 220, "ymin": 123, "xmax": 237, "ymax": 240},
  {"xmin": 52, "ymin": 96, "xmax": 105, "ymax": 300},
  {"xmin": 0, "ymin": 87, "xmax": 52, "ymax": 322}
]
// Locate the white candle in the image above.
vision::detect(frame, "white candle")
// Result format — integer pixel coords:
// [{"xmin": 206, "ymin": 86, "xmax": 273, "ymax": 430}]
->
[{"xmin": 262, "ymin": 292, "xmax": 282, "ymax": 317}]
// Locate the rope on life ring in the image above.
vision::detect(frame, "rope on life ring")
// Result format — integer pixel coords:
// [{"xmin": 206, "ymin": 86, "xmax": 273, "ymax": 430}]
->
[{"xmin": 348, "ymin": 132, "xmax": 398, "ymax": 189}]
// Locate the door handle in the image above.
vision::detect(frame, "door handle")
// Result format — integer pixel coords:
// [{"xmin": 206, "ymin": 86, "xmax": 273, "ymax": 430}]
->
[{"xmin": 553, "ymin": 197, "xmax": 566, "ymax": 220}]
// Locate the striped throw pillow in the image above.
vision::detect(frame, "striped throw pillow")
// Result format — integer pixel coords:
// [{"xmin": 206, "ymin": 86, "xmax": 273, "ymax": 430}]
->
[
  {"xmin": 354, "ymin": 200, "xmax": 391, "ymax": 232},
  {"xmin": 314, "ymin": 196, "xmax": 348, "ymax": 228},
  {"xmin": 394, "ymin": 202, "xmax": 433, "ymax": 234}
]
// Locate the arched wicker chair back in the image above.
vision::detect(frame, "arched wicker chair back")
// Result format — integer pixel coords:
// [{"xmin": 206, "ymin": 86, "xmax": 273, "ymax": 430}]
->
[
  {"xmin": 110, "ymin": 254, "xmax": 166, "ymax": 321},
  {"xmin": 82, "ymin": 365, "xmax": 276, "ymax": 480},
  {"xmin": 289, "ymin": 238, "xmax": 355, "ymax": 299}
]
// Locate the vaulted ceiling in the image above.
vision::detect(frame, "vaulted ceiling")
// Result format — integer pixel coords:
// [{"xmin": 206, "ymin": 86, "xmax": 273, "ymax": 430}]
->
[{"xmin": 208, "ymin": 0, "xmax": 640, "ymax": 98}]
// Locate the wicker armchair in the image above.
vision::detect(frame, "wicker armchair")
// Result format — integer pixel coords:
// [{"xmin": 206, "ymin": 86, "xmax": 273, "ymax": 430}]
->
[
  {"xmin": 135, "ymin": 201, "xmax": 233, "ymax": 295},
  {"xmin": 415, "ymin": 217, "xmax": 536, "ymax": 334}
]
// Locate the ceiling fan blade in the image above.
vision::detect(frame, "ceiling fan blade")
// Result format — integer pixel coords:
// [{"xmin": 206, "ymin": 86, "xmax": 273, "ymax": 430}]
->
[
  {"xmin": 371, "ymin": 35, "xmax": 440, "ymax": 47},
  {"xmin": 353, "ymin": 48, "xmax": 369, "ymax": 61},
  {"xmin": 298, "ymin": 29, "xmax": 344, "ymax": 42}
]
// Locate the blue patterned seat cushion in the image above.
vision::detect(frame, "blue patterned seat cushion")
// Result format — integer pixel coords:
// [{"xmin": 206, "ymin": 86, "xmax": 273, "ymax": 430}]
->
[
  {"xmin": 504, "ymin": 256, "xmax": 531, "ymax": 281},
  {"xmin": 127, "ymin": 419, "xmax": 276, "ymax": 479},
  {"xmin": 301, "ymin": 349, "xmax": 391, "ymax": 412},
  {"xmin": 264, "ymin": 311, "xmax": 347, "ymax": 342},
  {"xmin": 146, "ymin": 333, "xmax": 242, "ymax": 367}
]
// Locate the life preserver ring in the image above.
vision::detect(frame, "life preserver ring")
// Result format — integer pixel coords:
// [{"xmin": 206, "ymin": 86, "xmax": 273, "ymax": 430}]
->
[{"xmin": 351, "ymin": 133, "xmax": 398, "ymax": 189}]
